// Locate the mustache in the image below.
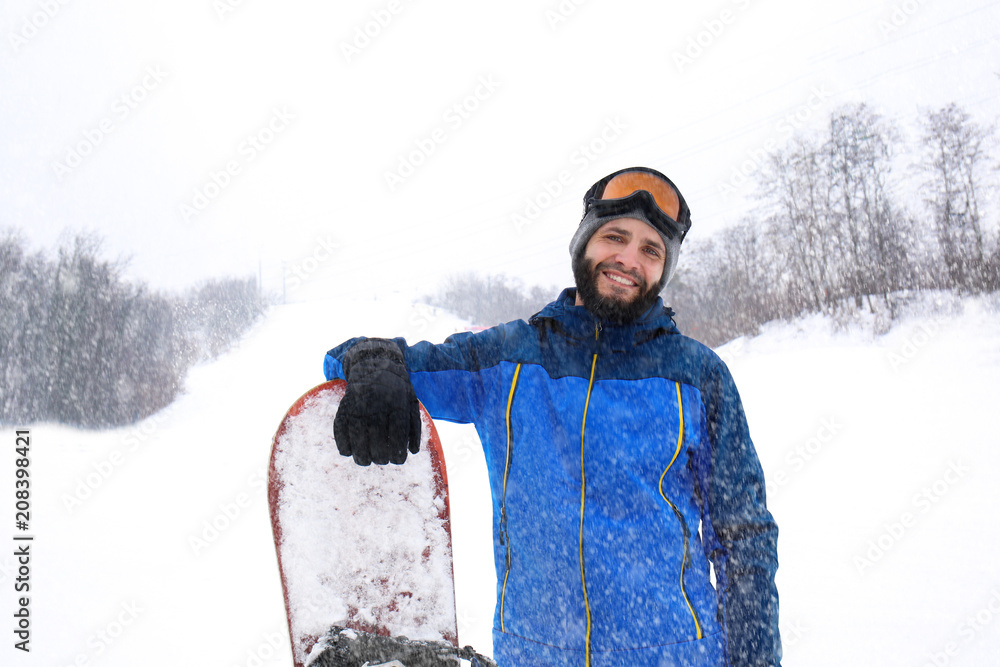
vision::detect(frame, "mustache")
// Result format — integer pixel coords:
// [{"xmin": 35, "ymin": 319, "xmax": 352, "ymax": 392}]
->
[{"xmin": 594, "ymin": 260, "xmax": 646, "ymax": 288}]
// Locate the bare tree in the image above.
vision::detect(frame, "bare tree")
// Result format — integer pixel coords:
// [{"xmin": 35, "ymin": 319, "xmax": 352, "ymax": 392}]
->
[
  {"xmin": 759, "ymin": 137, "xmax": 837, "ymax": 314},
  {"xmin": 826, "ymin": 103, "xmax": 906, "ymax": 313},
  {"xmin": 918, "ymin": 103, "xmax": 996, "ymax": 291}
]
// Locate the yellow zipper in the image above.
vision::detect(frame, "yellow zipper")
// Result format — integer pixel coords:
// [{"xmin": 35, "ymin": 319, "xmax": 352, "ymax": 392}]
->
[
  {"xmin": 579, "ymin": 324, "xmax": 600, "ymax": 666},
  {"xmin": 502, "ymin": 330, "xmax": 700, "ymax": 659},
  {"xmin": 499, "ymin": 363, "xmax": 522, "ymax": 633},
  {"xmin": 657, "ymin": 381, "xmax": 703, "ymax": 639}
]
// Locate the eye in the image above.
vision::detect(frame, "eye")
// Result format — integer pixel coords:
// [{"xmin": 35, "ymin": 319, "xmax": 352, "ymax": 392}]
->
[{"xmin": 644, "ymin": 246, "xmax": 662, "ymax": 258}]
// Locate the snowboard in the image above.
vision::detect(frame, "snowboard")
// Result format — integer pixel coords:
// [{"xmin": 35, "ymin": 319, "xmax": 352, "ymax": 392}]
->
[{"xmin": 268, "ymin": 380, "xmax": 458, "ymax": 667}]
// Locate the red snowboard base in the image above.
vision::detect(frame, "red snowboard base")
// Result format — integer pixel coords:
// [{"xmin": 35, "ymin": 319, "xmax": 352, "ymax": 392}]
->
[{"xmin": 268, "ymin": 380, "xmax": 457, "ymax": 666}]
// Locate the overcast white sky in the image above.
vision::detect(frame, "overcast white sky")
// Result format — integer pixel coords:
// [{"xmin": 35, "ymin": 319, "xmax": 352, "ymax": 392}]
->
[{"xmin": 2, "ymin": 0, "xmax": 998, "ymax": 303}]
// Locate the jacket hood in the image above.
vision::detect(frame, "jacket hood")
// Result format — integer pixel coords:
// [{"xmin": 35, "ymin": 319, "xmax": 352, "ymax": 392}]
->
[{"xmin": 529, "ymin": 288, "xmax": 679, "ymax": 349}]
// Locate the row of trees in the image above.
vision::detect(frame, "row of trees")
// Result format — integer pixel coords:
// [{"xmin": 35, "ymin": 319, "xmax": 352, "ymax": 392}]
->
[
  {"xmin": 426, "ymin": 272, "xmax": 559, "ymax": 327},
  {"xmin": 666, "ymin": 102, "xmax": 998, "ymax": 345},
  {"xmin": 0, "ymin": 232, "xmax": 267, "ymax": 427}
]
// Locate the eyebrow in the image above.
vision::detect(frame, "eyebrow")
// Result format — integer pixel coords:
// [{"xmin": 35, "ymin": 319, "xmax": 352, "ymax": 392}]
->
[{"xmin": 604, "ymin": 226, "xmax": 666, "ymax": 253}]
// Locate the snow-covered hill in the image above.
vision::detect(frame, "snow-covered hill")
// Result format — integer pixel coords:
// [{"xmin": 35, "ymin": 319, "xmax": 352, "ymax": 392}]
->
[{"xmin": 5, "ymin": 291, "xmax": 1000, "ymax": 666}]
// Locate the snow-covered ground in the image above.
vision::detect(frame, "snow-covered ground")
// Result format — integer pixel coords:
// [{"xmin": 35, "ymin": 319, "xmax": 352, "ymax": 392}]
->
[{"xmin": 5, "ymin": 291, "xmax": 1000, "ymax": 666}]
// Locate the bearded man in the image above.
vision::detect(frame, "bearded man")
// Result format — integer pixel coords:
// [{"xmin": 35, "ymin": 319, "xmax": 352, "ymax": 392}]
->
[{"xmin": 323, "ymin": 167, "xmax": 781, "ymax": 667}]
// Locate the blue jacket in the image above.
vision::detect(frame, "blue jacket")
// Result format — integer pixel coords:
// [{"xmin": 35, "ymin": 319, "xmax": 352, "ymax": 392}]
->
[{"xmin": 324, "ymin": 289, "xmax": 780, "ymax": 667}]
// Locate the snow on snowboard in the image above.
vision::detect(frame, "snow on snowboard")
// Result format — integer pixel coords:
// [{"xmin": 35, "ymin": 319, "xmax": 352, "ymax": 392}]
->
[{"xmin": 268, "ymin": 380, "xmax": 494, "ymax": 667}]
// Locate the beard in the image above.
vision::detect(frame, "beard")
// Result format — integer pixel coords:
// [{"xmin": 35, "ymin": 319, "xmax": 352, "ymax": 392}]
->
[{"xmin": 572, "ymin": 255, "xmax": 662, "ymax": 325}]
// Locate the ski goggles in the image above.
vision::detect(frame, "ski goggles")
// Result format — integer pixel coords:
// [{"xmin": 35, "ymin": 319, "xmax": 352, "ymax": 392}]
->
[{"xmin": 583, "ymin": 168, "xmax": 691, "ymax": 241}]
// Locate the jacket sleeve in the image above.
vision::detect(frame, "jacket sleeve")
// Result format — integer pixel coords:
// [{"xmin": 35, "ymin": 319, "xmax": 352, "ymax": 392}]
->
[
  {"xmin": 324, "ymin": 325, "xmax": 510, "ymax": 425},
  {"xmin": 694, "ymin": 360, "xmax": 781, "ymax": 667}
]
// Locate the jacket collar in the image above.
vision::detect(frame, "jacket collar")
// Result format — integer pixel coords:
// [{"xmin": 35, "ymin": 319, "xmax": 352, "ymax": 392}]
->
[{"xmin": 529, "ymin": 288, "xmax": 679, "ymax": 349}]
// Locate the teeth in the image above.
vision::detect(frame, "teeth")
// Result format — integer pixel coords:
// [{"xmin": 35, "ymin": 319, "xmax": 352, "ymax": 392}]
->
[{"xmin": 606, "ymin": 273, "xmax": 636, "ymax": 286}]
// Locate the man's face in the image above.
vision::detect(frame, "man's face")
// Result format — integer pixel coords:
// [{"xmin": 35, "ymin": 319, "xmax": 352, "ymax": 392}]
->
[{"xmin": 573, "ymin": 217, "xmax": 666, "ymax": 324}]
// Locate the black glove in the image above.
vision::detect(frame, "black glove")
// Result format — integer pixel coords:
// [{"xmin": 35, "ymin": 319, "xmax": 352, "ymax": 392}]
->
[{"xmin": 333, "ymin": 338, "xmax": 421, "ymax": 466}]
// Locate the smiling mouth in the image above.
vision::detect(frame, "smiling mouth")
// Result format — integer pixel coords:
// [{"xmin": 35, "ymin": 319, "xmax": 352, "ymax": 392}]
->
[{"xmin": 603, "ymin": 271, "xmax": 638, "ymax": 288}]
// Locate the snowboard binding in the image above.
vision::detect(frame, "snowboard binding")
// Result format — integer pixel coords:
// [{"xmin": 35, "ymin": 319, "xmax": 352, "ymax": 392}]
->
[{"xmin": 308, "ymin": 625, "xmax": 497, "ymax": 667}]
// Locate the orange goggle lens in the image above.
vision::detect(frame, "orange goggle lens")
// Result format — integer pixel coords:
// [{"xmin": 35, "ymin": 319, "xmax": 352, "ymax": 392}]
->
[
  {"xmin": 601, "ymin": 171, "xmax": 681, "ymax": 221},
  {"xmin": 586, "ymin": 170, "xmax": 687, "ymax": 240}
]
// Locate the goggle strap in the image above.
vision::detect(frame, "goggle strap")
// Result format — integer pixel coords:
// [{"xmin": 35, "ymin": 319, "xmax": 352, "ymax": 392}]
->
[
  {"xmin": 586, "ymin": 191, "xmax": 684, "ymax": 240},
  {"xmin": 583, "ymin": 167, "xmax": 691, "ymax": 236}
]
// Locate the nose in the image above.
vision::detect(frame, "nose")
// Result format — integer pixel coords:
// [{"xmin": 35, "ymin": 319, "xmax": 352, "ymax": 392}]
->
[{"xmin": 613, "ymin": 240, "xmax": 643, "ymax": 273}]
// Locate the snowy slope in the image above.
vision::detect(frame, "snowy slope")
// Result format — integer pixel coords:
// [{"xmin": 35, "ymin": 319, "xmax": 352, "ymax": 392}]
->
[
  {"xmin": 722, "ymin": 293, "xmax": 1000, "ymax": 666},
  {"xmin": 5, "ymin": 291, "xmax": 1000, "ymax": 666}
]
